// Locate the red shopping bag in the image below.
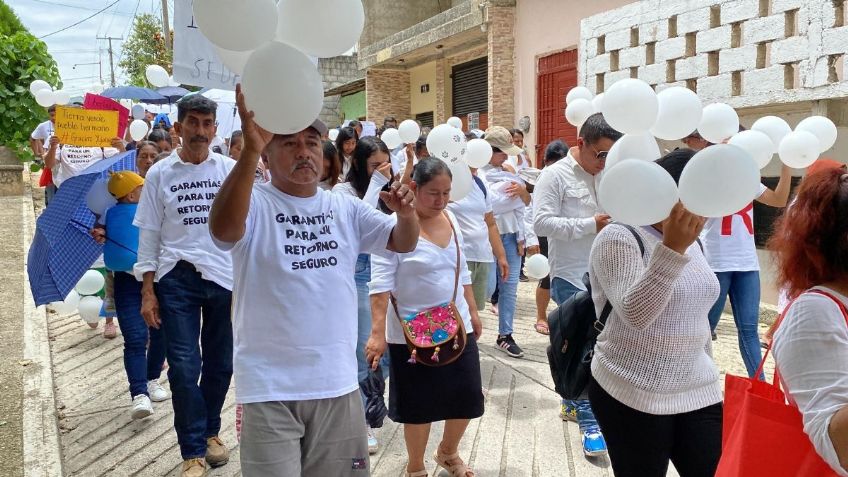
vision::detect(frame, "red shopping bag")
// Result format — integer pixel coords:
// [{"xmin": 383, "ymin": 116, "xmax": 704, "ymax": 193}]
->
[
  {"xmin": 715, "ymin": 290, "xmax": 844, "ymax": 477},
  {"xmin": 38, "ymin": 167, "xmax": 53, "ymax": 187}
]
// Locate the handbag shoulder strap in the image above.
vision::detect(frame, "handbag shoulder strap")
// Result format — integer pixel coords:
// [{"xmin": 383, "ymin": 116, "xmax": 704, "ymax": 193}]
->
[
  {"xmin": 595, "ymin": 224, "xmax": 645, "ymax": 333},
  {"xmin": 444, "ymin": 210, "xmax": 461, "ymax": 303}
]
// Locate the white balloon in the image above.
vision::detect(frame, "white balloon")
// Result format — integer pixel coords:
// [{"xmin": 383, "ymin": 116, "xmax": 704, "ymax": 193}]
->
[
  {"xmin": 751, "ymin": 116, "xmax": 792, "ymax": 150},
  {"xmin": 565, "ymin": 99, "xmax": 594, "ymax": 129},
  {"xmin": 566, "ymin": 86, "xmax": 594, "ymax": 105},
  {"xmin": 29, "ymin": 79, "xmax": 51, "ymax": 95},
  {"xmin": 75, "ymin": 270, "xmax": 105, "ymax": 296},
  {"xmin": 591, "ymin": 93, "xmax": 604, "ymax": 113},
  {"xmin": 448, "ymin": 160, "xmax": 473, "ymax": 201},
  {"xmin": 328, "ymin": 129, "xmax": 339, "ymax": 141},
  {"xmin": 78, "ymin": 296, "xmax": 103, "ymax": 324},
  {"xmin": 380, "ymin": 128, "xmax": 402, "ymax": 149},
  {"xmin": 129, "ymin": 119, "xmax": 149, "ymax": 142},
  {"xmin": 214, "ymin": 46, "xmax": 252, "ymax": 75},
  {"xmin": 426, "ymin": 124, "xmax": 466, "ymax": 164},
  {"xmin": 242, "ymin": 41, "xmax": 325, "ymax": 134},
  {"xmin": 52, "ymin": 89, "xmax": 70, "ymax": 105},
  {"xmin": 728, "ymin": 130, "xmax": 775, "ymax": 169},
  {"xmin": 35, "ymin": 89, "xmax": 55, "ymax": 107},
  {"xmin": 698, "ymin": 103, "xmax": 739, "ymax": 144},
  {"xmin": 601, "ymin": 79, "xmax": 658, "ymax": 135},
  {"xmin": 398, "ymin": 119, "xmax": 421, "ymax": 144},
  {"xmin": 447, "ymin": 117, "xmax": 464, "ymax": 130},
  {"xmin": 145, "ymin": 64, "xmax": 169, "ymax": 87},
  {"xmin": 679, "ymin": 144, "xmax": 761, "ymax": 218},
  {"xmin": 276, "ymin": 0, "xmax": 365, "ymax": 58},
  {"xmin": 599, "ymin": 159, "xmax": 679, "ymax": 226},
  {"xmin": 605, "ymin": 133, "xmax": 662, "ymax": 171},
  {"xmin": 131, "ymin": 104, "xmax": 145, "ymax": 120},
  {"xmin": 89, "ymin": 82, "xmax": 105, "ymax": 94},
  {"xmin": 650, "ymin": 87, "xmax": 703, "ymax": 140},
  {"xmin": 796, "ymin": 116, "xmax": 837, "ymax": 153},
  {"xmin": 51, "ymin": 290, "xmax": 80, "ymax": 315},
  {"xmin": 525, "ymin": 254, "xmax": 551, "ymax": 280},
  {"xmin": 194, "ymin": 0, "xmax": 277, "ymax": 51},
  {"xmin": 86, "ymin": 179, "xmax": 117, "ymax": 215},
  {"xmin": 778, "ymin": 131, "xmax": 821, "ymax": 168},
  {"xmin": 464, "ymin": 139, "xmax": 493, "ymax": 168}
]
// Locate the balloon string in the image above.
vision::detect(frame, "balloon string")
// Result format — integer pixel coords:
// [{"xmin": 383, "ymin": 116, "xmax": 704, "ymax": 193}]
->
[{"xmin": 70, "ymin": 219, "xmax": 138, "ymax": 256}]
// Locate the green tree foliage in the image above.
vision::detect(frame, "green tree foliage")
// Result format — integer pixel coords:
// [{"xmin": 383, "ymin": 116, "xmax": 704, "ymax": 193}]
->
[
  {"xmin": 118, "ymin": 14, "xmax": 172, "ymax": 87},
  {"xmin": 0, "ymin": 1, "xmax": 61, "ymax": 162}
]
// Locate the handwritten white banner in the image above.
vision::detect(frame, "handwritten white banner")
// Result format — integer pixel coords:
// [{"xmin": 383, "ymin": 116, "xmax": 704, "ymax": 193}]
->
[{"xmin": 173, "ymin": 0, "xmax": 239, "ymax": 90}]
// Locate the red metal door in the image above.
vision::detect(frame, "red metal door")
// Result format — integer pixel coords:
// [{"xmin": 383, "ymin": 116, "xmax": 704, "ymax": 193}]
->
[{"xmin": 536, "ymin": 50, "xmax": 578, "ymax": 167}]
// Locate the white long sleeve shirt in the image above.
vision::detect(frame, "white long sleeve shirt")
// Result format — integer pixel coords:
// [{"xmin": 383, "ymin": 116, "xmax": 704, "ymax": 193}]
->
[
  {"xmin": 773, "ymin": 288, "xmax": 848, "ymax": 477},
  {"xmin": 533, "ymin": 153, "xmax": 603, "ymax": 289},
  {"xmin": 133, "ymin": 150, "xmax": 236, "ymax": 290}
]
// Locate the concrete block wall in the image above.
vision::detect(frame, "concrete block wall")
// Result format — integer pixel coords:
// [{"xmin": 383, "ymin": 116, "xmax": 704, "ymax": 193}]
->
[{"xmin": 578, "ymin": 0, "xmax": 848, "ymax": 109}]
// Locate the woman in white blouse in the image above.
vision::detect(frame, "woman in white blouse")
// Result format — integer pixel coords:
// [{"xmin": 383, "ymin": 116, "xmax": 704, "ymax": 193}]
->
[
  {"xmin": 366, "ymin": 158, "xmax": 483, "ymax": 477},
  {"xmin": 770, "ymin": 166, "xmax": 848, "ymax": 476}
]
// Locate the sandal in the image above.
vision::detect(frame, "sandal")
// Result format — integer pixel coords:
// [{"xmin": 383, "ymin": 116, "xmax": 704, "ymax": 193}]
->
[
  {"xmin": 534, "ymin": 322, "xmax": 549, "ymax": 335},
  {"xmin": 433, "ymin": 449, "xmax": 475, "ymax": 477},
  {"xmin": 405, "ymin": 470, "xmax": 428, "ymax": 477}
]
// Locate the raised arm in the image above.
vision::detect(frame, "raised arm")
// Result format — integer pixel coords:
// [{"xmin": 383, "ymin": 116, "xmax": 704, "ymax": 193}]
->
[
  {"xmin": 209, "ymin": 84, "xmax": 273, "ymax": 244},
  {"xmin": 757, "ymin": 164, "xmax": 792, "ymax": 207}
]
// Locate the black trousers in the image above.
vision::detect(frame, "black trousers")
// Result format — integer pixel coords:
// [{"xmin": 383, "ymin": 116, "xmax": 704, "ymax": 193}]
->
[{"xmin": 588, "ymin": 378, "xmax": 722, "ymax": 477}]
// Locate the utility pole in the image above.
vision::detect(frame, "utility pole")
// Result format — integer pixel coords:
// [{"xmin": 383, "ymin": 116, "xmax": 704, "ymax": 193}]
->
[
  {"xmin": 97, "ymin": 35, "xmax": 122, "ymax": 87},
  {"xmin": 161, "ymin": 0, "xmax": 171, "ymax": 52}
]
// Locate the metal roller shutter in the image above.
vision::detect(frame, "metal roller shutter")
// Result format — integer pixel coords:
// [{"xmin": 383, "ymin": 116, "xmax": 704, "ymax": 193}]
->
[{"xmin": 452, "ymin": 58, "xmax": 487, "ymax": 117}]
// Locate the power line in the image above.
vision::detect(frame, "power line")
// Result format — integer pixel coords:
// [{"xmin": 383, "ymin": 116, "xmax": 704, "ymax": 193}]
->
[
  {"xmin": 39, "ymin": 0, "xmax": 123, "ymax": 39},
  {"xmin": 21, "ymin": 0, "xmax": 131, "ymax": 15}
]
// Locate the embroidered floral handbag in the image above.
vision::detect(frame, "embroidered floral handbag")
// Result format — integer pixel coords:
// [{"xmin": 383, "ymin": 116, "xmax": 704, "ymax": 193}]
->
[{"xmin": 391, "ymin": 212, "xmax": 467, "ymax": 366}]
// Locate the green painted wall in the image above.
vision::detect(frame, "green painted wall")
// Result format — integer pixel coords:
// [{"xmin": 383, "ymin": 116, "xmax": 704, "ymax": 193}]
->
[{"xmin": 340, "ymin": 90, "xmax": 366, "ymax": 121}]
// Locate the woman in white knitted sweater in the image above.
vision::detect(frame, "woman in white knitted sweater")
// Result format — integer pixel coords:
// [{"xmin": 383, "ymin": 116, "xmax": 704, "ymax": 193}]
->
[{"xmin": 587, "ymin": 149, "xmax": 723, "ymax": 477}]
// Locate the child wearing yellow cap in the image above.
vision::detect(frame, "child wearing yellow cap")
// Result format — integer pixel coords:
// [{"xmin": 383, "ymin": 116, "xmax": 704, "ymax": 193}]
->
[{"xmin": 103, "ymin": 170, "xmax": 171, "ymax": 419}]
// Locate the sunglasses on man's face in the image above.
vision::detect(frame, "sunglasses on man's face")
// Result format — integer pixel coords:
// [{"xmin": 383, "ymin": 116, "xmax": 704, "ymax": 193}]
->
[{"xmin": 588, "ymin": 145, "xmax": 609, "ymax": 160}]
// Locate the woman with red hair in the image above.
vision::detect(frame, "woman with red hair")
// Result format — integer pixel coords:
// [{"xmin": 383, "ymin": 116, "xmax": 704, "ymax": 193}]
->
[{"xmin": 769, "ymin": 165, "xmax": 848, "ymax": 476}]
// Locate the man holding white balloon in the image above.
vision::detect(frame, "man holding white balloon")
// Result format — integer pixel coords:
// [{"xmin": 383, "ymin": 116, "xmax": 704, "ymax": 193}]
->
[
  {"xmin": 134, "ymin": 94, "xmax": 236, "ymax": 477},
  {"xmin": 210, "ymin": 85, "xmax": 419, "ymax": 476},
  {"xmin": 533, "ymin": 112, "xmax": 622, "ymax": 458}
]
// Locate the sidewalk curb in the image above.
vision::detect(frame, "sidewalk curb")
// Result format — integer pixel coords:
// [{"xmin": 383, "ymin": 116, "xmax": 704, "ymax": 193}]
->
[{"xmin": 21, "ymin": 184, "xmax": 64, "ymax": 477}]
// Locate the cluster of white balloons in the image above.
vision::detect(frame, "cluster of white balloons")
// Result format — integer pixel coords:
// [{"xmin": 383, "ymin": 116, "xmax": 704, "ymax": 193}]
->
[
  {"xmin": 49, "ymin": 270, "xmax": 105, "ymax": 324},
  {"xmin": 29, "ymin": 80, "xmax": 71, "ymax": 107},
  {"xmin": 193, "ymin": 0, "xmax": 364, "ymax": 135},
  {"xmin": 579, "ymin": 77, "xmax": 839, "ymax": 227}
]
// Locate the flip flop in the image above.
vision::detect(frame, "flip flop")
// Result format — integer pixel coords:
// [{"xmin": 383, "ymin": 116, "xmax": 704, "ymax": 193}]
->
[{"xmin": 534, "ymin": 322, "xmax": 549, "ymax": 335}]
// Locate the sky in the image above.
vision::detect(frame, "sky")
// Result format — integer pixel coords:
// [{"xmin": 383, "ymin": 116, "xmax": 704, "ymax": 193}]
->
[{"xmin": 8, "ymin": 0, "xmax": 171, "ymax": 97}]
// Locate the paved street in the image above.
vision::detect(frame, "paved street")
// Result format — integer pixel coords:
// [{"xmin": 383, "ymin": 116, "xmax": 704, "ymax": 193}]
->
[
  {"xmin": 17, "ymin": 176, "xmax": 775, "ymax": 476},
  {"xmin": 44, "ymin": 276, "xmax": 773, "ymax": 477}
]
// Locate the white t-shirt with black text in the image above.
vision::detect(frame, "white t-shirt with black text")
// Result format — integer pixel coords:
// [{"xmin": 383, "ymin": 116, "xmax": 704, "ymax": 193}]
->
[
  {"xmin": 53, "ymin": 146, "xmax": 119, "ymax": 187},
  {"xmin": 213, "ymin": 184, "xmax": 396, "ymax": 403},
  {"xmin": 133, "ymin": 151, "xmax": 236, "ymax": 290}
]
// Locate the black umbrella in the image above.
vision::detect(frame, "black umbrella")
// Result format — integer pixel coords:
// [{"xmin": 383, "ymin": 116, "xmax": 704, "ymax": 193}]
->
[{"xmin": 359, "ymin": 367, "xmax": 387, "ymax": 428}]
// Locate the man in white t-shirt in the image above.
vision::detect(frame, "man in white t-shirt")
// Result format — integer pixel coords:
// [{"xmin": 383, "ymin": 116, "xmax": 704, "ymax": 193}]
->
[
  {"xmin": 133, "ymin": 94, "xmax": 236, "ymax": 477},
  {"xmin": 209, "ymin": 85, "xmax": 419, "ymax": 477},
  {"xmin": 30, "ymin": 105, "xmax": 55, "ymax": 158}
]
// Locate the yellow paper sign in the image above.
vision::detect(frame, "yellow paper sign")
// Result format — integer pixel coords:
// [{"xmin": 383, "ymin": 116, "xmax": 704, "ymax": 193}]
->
[{"xmin": 54, "ymin": 106, "xmax": 119, "ymax": 147}]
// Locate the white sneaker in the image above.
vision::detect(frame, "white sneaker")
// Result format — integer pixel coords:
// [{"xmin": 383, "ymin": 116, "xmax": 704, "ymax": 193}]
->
[
  {"xmin": 131, "ymin": 394, "xmax": 153, "ymax": 420},
  {"xmin": 367, "ymin": 427, "xmax": 379, "ymax": 455},
  {"xmin": 147, "ymin": 380, "xmax": 171, "ymax": 402}
]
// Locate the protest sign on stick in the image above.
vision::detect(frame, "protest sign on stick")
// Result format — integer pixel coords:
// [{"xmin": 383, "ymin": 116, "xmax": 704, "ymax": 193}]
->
[{"xmin": 54, "ymin": 107, "xmax": 119, "ymax": 147}]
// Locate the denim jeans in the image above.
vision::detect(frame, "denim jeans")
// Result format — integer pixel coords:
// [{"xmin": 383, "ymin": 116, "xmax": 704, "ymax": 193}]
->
[
  {"xmin": 113, "ymin": 272, "xmax": 167, "ymax": 398},
  {"xmin": 492, "ymin": 232, "xmax": 521, "ymax": 335},
  {"xmin": 708, "ymin": 270, "xmax": 764, "ymax": 379},
  {"xmin": 156, "ymin": 261, "xmax": 233, "ymax": 459},
  {"xmin": 551, "ymin": 277, "xmax": 599, "ymax": 433},
  {"xmin": 355, "ymin": 254, "xmax": 389, "ymax": 405}
]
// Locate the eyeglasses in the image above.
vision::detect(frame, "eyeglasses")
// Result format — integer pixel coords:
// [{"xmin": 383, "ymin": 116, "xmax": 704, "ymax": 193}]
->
[{"xmin": 588, "ymin": 145, "xmax": 609, "ymax": 161}]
